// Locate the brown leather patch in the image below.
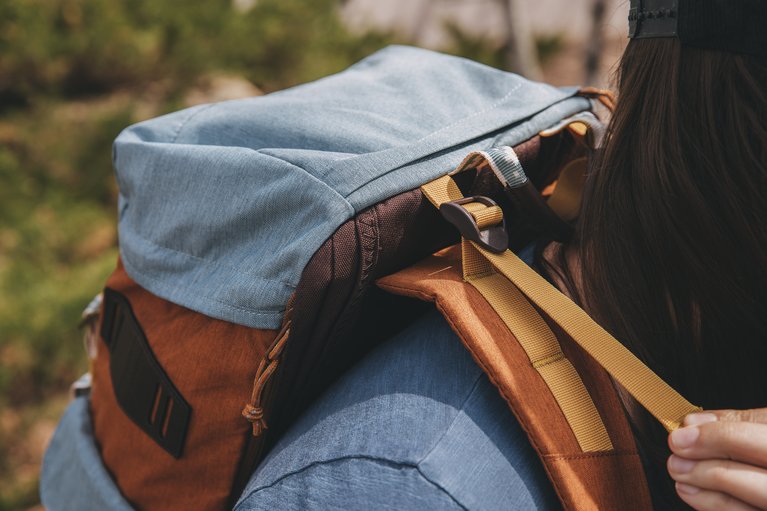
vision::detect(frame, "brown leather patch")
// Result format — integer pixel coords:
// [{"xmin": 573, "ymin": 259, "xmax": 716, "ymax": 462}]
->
[
  {"xmin": 90, "ymin": 260, "xmax": 277, "ymax": 510},
  {"xmin": 377, "ymin": 245, "xmax": 653, "ymax": 511}
]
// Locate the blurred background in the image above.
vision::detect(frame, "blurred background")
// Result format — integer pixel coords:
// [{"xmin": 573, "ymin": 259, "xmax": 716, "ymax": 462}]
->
[{"xmin": 0, "ymin": 0, "xmax": 629, "ymax": 508}]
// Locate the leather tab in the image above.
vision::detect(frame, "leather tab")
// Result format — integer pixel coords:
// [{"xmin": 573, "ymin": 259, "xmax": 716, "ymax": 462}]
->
[{"xmin": 101, "ymin": 288, "xmax": 192, "ymax": 458}]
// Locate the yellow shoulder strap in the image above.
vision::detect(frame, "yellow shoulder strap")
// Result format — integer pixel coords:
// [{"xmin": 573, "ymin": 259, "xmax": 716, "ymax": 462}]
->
[{"xmin": 422, "ymin": 174, "xmax": 701, "ymax": 434}]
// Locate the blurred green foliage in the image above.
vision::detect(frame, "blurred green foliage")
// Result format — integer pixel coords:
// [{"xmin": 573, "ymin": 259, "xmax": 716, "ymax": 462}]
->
[
  {"xmin": 0, "ymin": 1, "xmax": 394, "ymax": 508},
  {"xmin": 444, "ymin": 21, "xmax": 565, "ymax": 70},
  {"xmin": 0, "ymin": 0, "xmax": 397, "ymax": 405},
  {"xmin": 0, "ymin": 0, "xmax": 393, "ymax": 106}
]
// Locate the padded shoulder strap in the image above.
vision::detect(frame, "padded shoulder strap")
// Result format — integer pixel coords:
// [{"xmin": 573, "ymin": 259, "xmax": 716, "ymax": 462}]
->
[
  {"xmin": 421, "ymin": 172, "xmax": 701, "ymax": 433},
  {"xmin": 379, "ymin": 164, "xmax": 702, "ymax": 510},
  {"xmin": 377, "ymin": 246, "xmax": 653, "ymax": 510}
]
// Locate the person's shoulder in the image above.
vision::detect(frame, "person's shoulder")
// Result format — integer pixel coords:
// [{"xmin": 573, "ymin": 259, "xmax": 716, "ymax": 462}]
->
[
  {"xmin": 235, "ymin": 456, "xmax": 465, "ymax": 511},
  {"xmin": 235, "ymin": 310, "xmax": 559, "ymax": 510}
]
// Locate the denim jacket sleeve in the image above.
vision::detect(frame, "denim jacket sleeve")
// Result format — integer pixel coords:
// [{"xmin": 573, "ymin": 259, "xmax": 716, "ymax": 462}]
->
[
  {"xmin": 235, "ymin": 310, "xmax": 560, "ymax": 511},
  {"xmin": 236, "ymin": 457, "xmax": 465, "ymax": 511}
]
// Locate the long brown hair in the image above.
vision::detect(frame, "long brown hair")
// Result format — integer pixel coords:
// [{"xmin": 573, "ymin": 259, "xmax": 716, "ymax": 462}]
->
[{"xmin": 575, "ymin": 39, "xmax": 767, "ymax": 507}]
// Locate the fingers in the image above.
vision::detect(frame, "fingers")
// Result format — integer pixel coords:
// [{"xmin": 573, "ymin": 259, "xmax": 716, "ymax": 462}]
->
[
  {"xmin": 670, "ymin": 420, "xmax": 767, "ymax": 468},
  {"xmin": 668, "ymin": 455, "xmax": 767, "ymax": 509},
  {"xmin": 669, "ymin": 410, "xmax": 767, "ymax": 509},
  {"xmin": 673, "ymin": 482, "xmax": 761, "ymax": 511},
  {"xmin": 688, "ymin": 409, "xmax": 767, "ymax": 426}
]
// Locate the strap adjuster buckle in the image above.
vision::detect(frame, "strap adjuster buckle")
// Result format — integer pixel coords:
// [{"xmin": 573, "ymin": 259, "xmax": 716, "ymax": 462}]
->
[{"xmin": 440, "ymin": 196, "xmax": 508, "ymax": 253}]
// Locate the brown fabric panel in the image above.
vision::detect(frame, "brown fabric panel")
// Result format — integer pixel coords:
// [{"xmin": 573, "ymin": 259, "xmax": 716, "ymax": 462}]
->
[
  {"xmin": 90, "ymin": 260, "xmax": 276, "ymax": 511},
  {"xmin": 266, "ymin": 220, "xmax": 360, "ymax": 433},
  {"xmin": 269, "ymin": 188, "xmax": 459, "ymax": 435},
  {"xmin": 376, "ymin": 246, "xmax": 653, "ymax": 511},
  {"xmin": 270, "ymin": 137, "xmax": 553, "ymax": 435},
  {"xmin": 545, "ymin": 453, "xmax": 651, "ymax": 511}
]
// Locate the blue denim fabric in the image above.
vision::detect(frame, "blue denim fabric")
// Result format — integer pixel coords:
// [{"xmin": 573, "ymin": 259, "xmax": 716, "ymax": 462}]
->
[
  {"xmin": 40, "ymin": 309, "xmax": 559, "ymax": 511},
  {"xmin": 235, "ymin": 309, "xmax": 560, "ymax": 511},
  {"xmin": 40, "ymin": 396, "xmax": 133, "ymax": 511},
  {"xmin": 113, "ymin": 45, "xmax": 591, "ymax": 329}
]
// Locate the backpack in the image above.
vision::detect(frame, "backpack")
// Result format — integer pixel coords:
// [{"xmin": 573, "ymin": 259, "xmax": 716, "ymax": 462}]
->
[{"xmin": 41, "ymin": 45, "xmax": 699, "ymax": 510}]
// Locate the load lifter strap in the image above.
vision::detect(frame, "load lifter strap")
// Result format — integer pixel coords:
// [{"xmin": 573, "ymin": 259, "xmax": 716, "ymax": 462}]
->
[{"xmin": 421, "ymin": 174, "xmax": 701, "ymax": 449}]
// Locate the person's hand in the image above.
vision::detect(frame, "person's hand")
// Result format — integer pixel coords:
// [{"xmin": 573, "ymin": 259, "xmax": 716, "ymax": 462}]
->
[{"xmin": 667, "ymin": 409, "xmax": 767, "ymax": 510}]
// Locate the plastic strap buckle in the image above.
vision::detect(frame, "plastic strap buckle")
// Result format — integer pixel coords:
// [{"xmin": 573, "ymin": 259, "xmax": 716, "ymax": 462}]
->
[{"xmin": 440, "ymin": 196, "xmax": 508, "ymax": 254}]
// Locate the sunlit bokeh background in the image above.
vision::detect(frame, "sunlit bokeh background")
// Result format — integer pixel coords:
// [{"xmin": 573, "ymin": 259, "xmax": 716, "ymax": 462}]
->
[{"xmin": 0, "ymin": 1, "xmax": 629, "ymax": 508}]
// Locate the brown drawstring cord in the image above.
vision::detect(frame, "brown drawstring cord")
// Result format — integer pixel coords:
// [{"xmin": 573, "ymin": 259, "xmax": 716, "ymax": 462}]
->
[{"xmin": 242, "ymin": 322, "xmax": 291, "ymax": 436}]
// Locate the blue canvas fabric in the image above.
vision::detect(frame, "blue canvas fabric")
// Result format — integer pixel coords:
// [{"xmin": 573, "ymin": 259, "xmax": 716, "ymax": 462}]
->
[
  {"xmin": 40, "ymin": 397, "xmax": 134, "ymax": 511},
  {"xmin": 113, "ymin": 45, "xmax": 591, "ymax": 329}
]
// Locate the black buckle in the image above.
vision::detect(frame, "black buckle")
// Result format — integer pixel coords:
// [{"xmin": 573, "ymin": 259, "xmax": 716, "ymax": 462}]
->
[{"xmin": 440, "ymin": 196, "xmax": 508, "ymax": 253}]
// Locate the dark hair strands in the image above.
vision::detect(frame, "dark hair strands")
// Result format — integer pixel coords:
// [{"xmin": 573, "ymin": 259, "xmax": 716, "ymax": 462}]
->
[{"xmin": 569, "ymin": 39, "xmax": 767, "ymax": 508}]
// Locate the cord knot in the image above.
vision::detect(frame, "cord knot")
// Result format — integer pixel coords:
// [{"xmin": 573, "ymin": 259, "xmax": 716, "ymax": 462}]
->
[{"xmin": 242, "ymin": 404, "xmax": 268, "ymax": 436}]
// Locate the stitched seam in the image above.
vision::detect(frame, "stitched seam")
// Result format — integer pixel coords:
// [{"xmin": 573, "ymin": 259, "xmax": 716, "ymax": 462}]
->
[
  {"xmin": 253, "ymin": 150, "xmax": 352, "ymax": 205},
  {"xmin": 413, "ymin": 466, "xmax": 469, "ymax": 511},
  {"xmin": 408, "ymin": 372, "xmax": 485, "ymax": 511},
  {"xmin": 543, "ymin": 451, "xmax": 640, "ymax": 461},
  {"xmin": 415, "ymin": 372, "xmax": 484, "ymax": 466},
  {"xmin": 342, "ymin": 90, "xmax": 578, "ymax": 200},
  {"xmin": 376, "ymin": 283, "xmax": 437, "ymax": 302},
  {"xmin": 119, "ymin": 152, "xmax": 355, "ymax": 319},
  {"xmin": 532, "ymin": 352, "xmax": 566, "ymax": 370},
  {"xmin": 432, "ymin": 298, "xmax": 573, "ymax": 508},
  {"xmin": 120, "ymin": 253, "xmax": 286, "ymax": 319},
  {"xmin": 328, "ymin": 81, "xmax": 529, "ymax": 173},
  {"xmin": 170, "ymin": 103, "xmax": 217, "ymax": 143},
  {"xmin": 122, "ymin": 151, "xmax": 352, "ymax": 286},
  {"xmin": 405, "ymin": 82, "xmax": 524, "ymax": 145},
  {"xmin": 122, "ymin": 234, "xmax": 297, "ymax": 289},
  {"xmin": 235, "ymin": 455, "xmax": 466, "ymax": 510}
]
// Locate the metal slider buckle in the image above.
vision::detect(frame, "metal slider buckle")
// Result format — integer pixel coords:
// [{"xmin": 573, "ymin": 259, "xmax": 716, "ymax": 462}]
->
[{"xmin": 439, "ymin": 196, "xmax": 509, "ymax": 254}]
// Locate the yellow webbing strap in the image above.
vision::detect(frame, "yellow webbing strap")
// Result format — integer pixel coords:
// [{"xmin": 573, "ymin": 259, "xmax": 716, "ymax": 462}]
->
[
  {"xmin": 424, "ymin": 174, "xmax": 613, "ymax": 451},
  {"xmin": 468, "ymin": 268, "xmax": 615, "ymax": 451},
  {"xmin": 422, "ymin": 175, "xmax": 701, "ymax": 435}
]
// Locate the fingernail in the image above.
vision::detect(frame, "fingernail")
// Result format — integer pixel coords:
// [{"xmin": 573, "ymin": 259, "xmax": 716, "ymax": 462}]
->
[
  {"xmin": 671, "ymin": 426, "xmax": 700, "ymax": 449},
  {"xmin": 685, "ymin": 413, "xmax": 718, "ymax": 426},
  {"xmin": 676, "ymin": 482, "xmax": 701, "ymax": 495},
  {"xmin": 668, "ymin": 455, "xmax": 696, "ymax": 474}
]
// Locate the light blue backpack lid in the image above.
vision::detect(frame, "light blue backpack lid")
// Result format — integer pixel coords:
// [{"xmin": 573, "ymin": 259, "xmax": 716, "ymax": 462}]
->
[{"xmin": 112, "ymin": 45, "xmax": 591, "ymax": 329}]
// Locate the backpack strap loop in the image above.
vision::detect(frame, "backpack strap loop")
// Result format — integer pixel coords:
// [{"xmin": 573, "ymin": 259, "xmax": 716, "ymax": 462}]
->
[{"xmin": 440, "ymin": 196, "xmax": 508, "ymax": 253}]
